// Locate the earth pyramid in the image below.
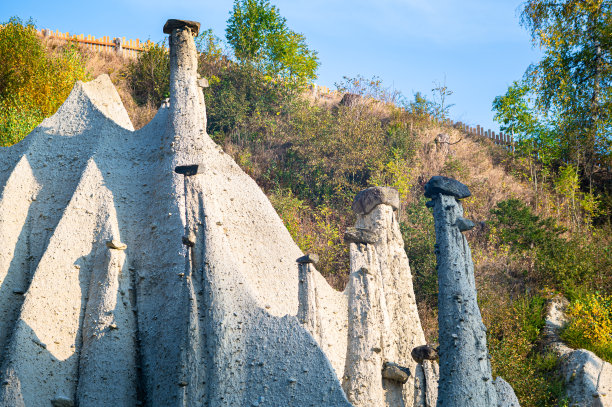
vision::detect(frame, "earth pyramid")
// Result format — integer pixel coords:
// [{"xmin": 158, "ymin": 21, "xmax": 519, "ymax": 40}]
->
[{"xmin": 0, "ymin": 19, "xmax": 441, "ymax": 406}]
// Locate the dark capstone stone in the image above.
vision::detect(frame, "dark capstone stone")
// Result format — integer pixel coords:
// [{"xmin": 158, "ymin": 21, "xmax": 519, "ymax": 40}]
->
[
  {"xmin": 296, "ymin": 253, "xmax": 319, "ymax": 264},
  {"xmin": 424, "ymin": 176, "xmax": 471, "ymax": 199},
  {"xmin": 175, "ymin": 164, "xmax": 204, "ymax": 176},
  {"xmin": 163, "ymin": 19, "xmax": 201, "ymax": 36},
  {"xmin": 352, "ymin": 186, "xmax": 399, "ymax": 215},
  {"xmin": 381, "ymin": 362, "xmax": 411, "ymax": 384},
  {"xmin": 344, "ymin": 227, "xmax": 378, "ymax": 244},
  {"xmin": 455, "ymin": 217, "xmax": 475, "ymax": 232},
  {"xmin": 411, "ymin": 344, "xmax": 439, "ymax": 364}
]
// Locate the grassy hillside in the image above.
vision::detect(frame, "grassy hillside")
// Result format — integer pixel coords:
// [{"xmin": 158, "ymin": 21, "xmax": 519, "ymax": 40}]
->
[{"xmin": 1, "ymin": 20, "xmax": 611, "ymax": 407}]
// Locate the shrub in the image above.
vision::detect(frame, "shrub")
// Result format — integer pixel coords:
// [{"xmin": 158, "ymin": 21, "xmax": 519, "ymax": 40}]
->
[
  {"xmin": 561, "ymin": 292, "xmax": 612, "ymax": 363},
  {"xmin": 0, "ymin": 17, "xmax": 89, "ymax": 146},
  {"xmin": 126, "ymin": 41, "xmax": 170, "ymax": 107},
  {"xmin": 401, "ymin": 197, "xmax": 437, "ymax": 306},
  {"xmin": 485, "ymin": 294, "xmax": 566, "ymax": 407}
]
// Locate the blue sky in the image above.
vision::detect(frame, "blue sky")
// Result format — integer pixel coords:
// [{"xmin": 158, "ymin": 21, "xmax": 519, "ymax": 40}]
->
[{"xmin": 1, "ymin": 0, "xmax": 541, "ymax": 131}]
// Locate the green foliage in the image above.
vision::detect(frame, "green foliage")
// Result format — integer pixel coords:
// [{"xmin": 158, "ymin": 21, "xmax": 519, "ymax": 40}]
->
[
  {"xmin": 226, "ymin": 0, "xmax": 319, "ymax": 88},
  {"xmin": 0, "ymin": 17, "xmax": 89, "ymax": 146},
  {"xmin": 401, "ymin": 197, "xmax": 437, "ymax": 306},
  {"xmin": 490, "ymin": 198, "xmax": 612, "ymax": 294},
  {"xmin": 490, "ymin": 199, "xmax": 565, "ymax": 253},
  {"xmin": 200, "ymin": 54, "xmax": 292, "ymax": 137},
  {"xmin": 127, "ymin": 41, "xmax": 170, "ymax": 107},
  {"xmin": 486, "ymin": 295, "xmax": 567, "ymax": 407},
  {"xmin": 561, "ymin": 292, "xmax": 612, "ymax": 362},
  {"xmin": 516, "ymin": 1, "xmax": 611, "ymax": 184}
]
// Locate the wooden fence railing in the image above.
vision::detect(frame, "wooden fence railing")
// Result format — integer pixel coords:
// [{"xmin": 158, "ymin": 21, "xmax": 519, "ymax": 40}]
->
[
  {"xmin": 445, "ymin": 119, "xmax": 513, "ymax": 147},
  {"xmin": 37, "ymin": 28, "xmax": 154, "ymax": 58}
]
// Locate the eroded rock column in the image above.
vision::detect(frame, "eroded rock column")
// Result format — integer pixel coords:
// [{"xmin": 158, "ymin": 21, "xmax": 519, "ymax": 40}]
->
[
  {"xmin": 343, "ymin": 186, "xmax": 432, "ymax": 406},
  {"xmin": 425, "ymin": 176, "xmax": 498, "ymax": 407}
]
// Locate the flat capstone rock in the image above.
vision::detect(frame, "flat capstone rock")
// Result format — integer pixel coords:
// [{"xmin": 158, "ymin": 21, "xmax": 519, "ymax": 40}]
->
[
  {"xmin": 296, "ymin": 253, "xmax": 319, "ymax": 264},
  {"xmin": 352, "ymin": 186, "xmax": 399, "ymax": 215},
  {"xmin": 424, "ymin": 176, "xmax": 471, "ymax": 199},
  {"xmin": 163, "ymin": 19, "xmax": 201, "ymax": 36}
]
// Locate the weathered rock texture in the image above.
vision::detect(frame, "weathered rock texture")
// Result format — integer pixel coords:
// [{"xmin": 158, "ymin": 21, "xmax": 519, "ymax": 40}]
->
[
  {"xmin": 0, "ymin": 18, "xmax": 436, "ymax": 407},
  {"xmin": 425, "ymin": 176, "xmax": 518, "ymax": 407},
  {"xmin": 544, "ymin": 295, "xmax": 612, "ymax": 407},
  {"xmin": 0, "ymin": 20, "xmax": 349, "ymax": 407},
  {"xmin": 341, "ymin": 187, "xmax": 438, "ymax": 407}
]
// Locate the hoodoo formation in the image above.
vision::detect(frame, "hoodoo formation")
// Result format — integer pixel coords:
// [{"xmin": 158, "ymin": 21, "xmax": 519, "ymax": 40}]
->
[
  {"xmin": 0, "ymin": 18, "xmax": 443, "ymax": 407},
  {"xmin": 425, "ymin": 176, "xmax": 520, "ymax": 407}
]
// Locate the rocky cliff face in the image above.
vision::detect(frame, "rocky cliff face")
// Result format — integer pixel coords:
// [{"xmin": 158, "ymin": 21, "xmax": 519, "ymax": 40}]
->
[{"xmin": 0, "ymin": 19, "xmax": 435, "ymax": 407}]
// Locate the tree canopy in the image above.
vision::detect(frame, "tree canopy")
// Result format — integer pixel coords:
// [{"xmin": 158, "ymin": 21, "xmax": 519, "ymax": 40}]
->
[
  {"xmin": 225, "ymin": 0, "xmax": 319, "ymax": 88},
  {"xmin": 494, "ymin": 0, "xmax": 612, "ymax": 192}
]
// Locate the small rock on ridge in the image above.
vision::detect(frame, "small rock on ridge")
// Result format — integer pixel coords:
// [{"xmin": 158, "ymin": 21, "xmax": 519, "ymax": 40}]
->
[
  {"xmin": 352, "ymin": 186, "xmax": 399, "ymax": 215},
  {"xmin": 163, "ymin": 19, "xmax": 201, "ymax": 36},
  {"xmin": 424, "ymin": 176, "xmax": 471, "ymax": 199}
]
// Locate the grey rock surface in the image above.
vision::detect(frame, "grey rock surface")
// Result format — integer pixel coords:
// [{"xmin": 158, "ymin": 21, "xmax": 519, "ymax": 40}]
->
[
  {"xmin": 544, "ymin": 295, "xmax": 612, "ymax": 406},
  {"xmin": 563, "ymin": 349, "xmax": 612, "ymax": 407},
  {"xmin": 424, "ymin": 175, "xmax": 471, "ymax": 199},
  {"xmin": 428, "ymin": 177, "xmax": 508, "ymax": 406},
  {"xmin": 352, "ymin": 186, "xmax": 400, "ymax": 215},
  {"xmin": 494, "ymin": 377, "xmax": 520, "ymax": 407}
]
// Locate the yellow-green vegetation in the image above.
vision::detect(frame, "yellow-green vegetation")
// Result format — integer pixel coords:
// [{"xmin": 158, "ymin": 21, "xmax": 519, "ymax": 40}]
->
[
  {"xmin": 561, "ymin": 292, "xmax": 612, "ymax": 362},
  {"xmin": 484, "ymin": 294, "xmax": 566, "ymax": 407},
  {"xmin": 0, "ymin": 17, "xmax": 89, "ymax": 146}
]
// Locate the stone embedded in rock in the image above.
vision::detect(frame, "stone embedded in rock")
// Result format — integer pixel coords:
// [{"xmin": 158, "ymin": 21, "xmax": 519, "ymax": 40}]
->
[
  {"xmin": 424, "ymin": 176, "xmax": 471, "ymax": 199},
  {"xmin": 163, "ymin": 19, "xmax": 201, "ymax": 36},
  {"xmin": 455, "ymin": 217, "xmax": 475, "ymax": 232},
  {"xmin": 296, "ymin": 253, "xmax": 319, "ymax": 264},
  {"xmin": 381, "ymin": 362, "xmax": 411, "ymax": 384},
  {"xmin": 411, "ymin": 345, "xmax": 438, "ymax": 364},
  {"xmin": 174, "ymin": 164, "xmax": 204, "ymax": 176},
  {"xmin": 352, "ymin": 186, "xmax": 400, "ymax": 215},
  {"xmin": 344, "ymin": 227, "xmax": 378, "ymax": 244},
  {"xmin": 106, "ymin": 239, "xmax": 127, "ymax": 250}
]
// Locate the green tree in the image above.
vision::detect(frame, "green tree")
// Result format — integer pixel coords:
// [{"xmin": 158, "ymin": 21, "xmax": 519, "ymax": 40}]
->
[
  {"xmin": 519, "ymin": 0, "xmax": 612, "ymax": 188},
  {"xmin": 226, "ymin": 0, "xmax": 319, "ymax": 88}
]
